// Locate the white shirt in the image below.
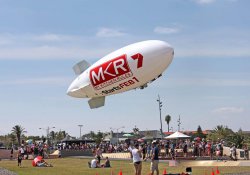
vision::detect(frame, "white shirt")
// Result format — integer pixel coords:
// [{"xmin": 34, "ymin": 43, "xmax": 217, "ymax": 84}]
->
[
  {"xmin": 132, "ymin": 148, "xmax": 141, "ymax": 163},
  {"xmin": 20, "ymin": 147, "xmax": 25, "ymax": 154},
  {"xmin": 91, "ymin": 159, "xmax": 97, "ymax": 168},
  {"xmin": 128, "ymin": 146, "xmax": 133, "ymax": 152}
]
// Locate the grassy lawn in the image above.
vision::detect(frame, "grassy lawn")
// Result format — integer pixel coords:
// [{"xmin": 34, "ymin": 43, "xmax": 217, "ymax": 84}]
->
[{"xmin": 1, "ymin": 158, "xmax": 250, "ymax": 175}]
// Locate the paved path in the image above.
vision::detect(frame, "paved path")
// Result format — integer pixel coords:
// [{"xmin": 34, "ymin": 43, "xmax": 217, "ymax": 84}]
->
[
  {"xmin": 178, "ymin": 160, "xmax": 250, "ymax": 167},
  {"xmin": 102, "ymin": 152, "xmax": 131, "ymax": 159},
  {"xmin": 0, "ymin": 167, "xmax": 17, "ymax": 175}
]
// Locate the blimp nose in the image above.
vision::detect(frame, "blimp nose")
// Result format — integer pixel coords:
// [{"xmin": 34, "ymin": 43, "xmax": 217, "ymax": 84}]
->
[
  {"xmin": 153, "ymin": 40, "xmax": 174, "ymax": 60},
  {"xmin": 168, "ymin": 46, "xmax": 174, "ymax": 60},
  {"xmin": 67, "ymin": 83, "xmax": 74, "ymax": 96},
  {"xmin": 67, "ymin": 83, "xmax": 77, "ymax": 97},
  {"xmin": 67, "ymin": 79, "xmax": 83, "ymax": 98},
  {"xmin": 162, "ymin": 42, "xmax": 174, "ymax": 65}
]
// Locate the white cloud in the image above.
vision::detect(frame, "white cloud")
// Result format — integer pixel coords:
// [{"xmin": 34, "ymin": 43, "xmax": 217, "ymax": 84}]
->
[
  {"xmin": 158, "ymin": 77, "xmax": 250, "ymax": 89},
  {"xmin": 0, "ymin": 46, "xmax": 111, "ymax": 60},
  {"xmin": 171, "ymin": 28, "xmax": 250, "ymax": 58},
  {"xmin": 176, "ymin": 47, "xmax": 250, "ymax": 57},
  {"xmin": 0, "ymin": 27, "xmax": 249, "ymax": 60},
  {"xmin": 32, "ymin": 34, "xmax": 74, "ymax": 42},
  {"xmin": 225, "ymin": 0, "xmax": 238, "ymax": 2},
  {"xmin": 193, "ymin": 0, "xmax": 238, "ymax": 4},
  {"xmin": 0, "ymin": 33, "xmax": 77, "ymax": 47},
  {"xmin": 96, "ymin": 28, "xmax": 126, "ymax": 37},
  {"xmin": 154, "ymin": 26, "xmax": 180, "ymax": 34},
  {"xmin": 212, "ymin": 107, "xmax": 244, "ymax": 114},
  {"xmin": 0, "ymin": 33, "xmax": 15, "ymax": 45},
  {"xmin": 0, "ymin": 32, "xmax": 130, "ymax": 60},
  {"xmin": 193, "ymin": 0, "xmax": 216, "ymax": 4},
  {"xmin": 0, "ymin": 76, "xmax": 72, "ymax": 86}
]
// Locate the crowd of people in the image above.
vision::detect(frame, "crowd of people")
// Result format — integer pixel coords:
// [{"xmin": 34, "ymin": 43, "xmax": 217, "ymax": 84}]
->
[
  {"xmin": 12, "ymin": 137, "xmax": 249, "ymax": 170},
  {"xmin": 15, "ymin": 142, "xmax": 51, "ymax": 167},
  {"xmin": 58, "ymin": 142, "xmax": 130, "ymax": 153},
  {"xmin": 59, "ymin": 138, "xmax": 249, "ymax": 162},
  {"xmin": 13, "ymin": 138, "xmax": 249, "ymax": 162}
]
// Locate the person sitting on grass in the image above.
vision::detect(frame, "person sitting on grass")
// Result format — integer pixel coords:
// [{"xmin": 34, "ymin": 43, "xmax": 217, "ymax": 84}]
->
[
  {"xmin": 88, "ymin": 158, "xmax": 101, "ymax": 168},
  {"xmin": 36, "ymin": 159, "xmax": 53, "ymax": 167},
  {"xmin": 101, "ymin": 157, "xmax": 111, "ymax": 168}
]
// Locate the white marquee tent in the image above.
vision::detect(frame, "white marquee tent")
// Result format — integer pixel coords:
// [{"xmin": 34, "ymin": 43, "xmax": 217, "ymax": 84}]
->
[{"xmin": 165, "ymin": 131, "xmax": 190, "ymax": 139}]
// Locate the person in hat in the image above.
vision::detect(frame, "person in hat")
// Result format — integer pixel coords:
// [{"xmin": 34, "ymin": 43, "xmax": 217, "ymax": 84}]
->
[
  {"xmin": 150, "ymin": 141, "xmax": 159, "ymax": 175},
  {"xmin": 132, "ymin": 143, "xmax": 142, "ymax": 175}
]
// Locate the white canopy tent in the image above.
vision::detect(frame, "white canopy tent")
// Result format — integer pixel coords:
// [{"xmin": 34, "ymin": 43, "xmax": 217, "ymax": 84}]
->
[{"xmin": 165, "ymin": 131, "xmax": 190, "ymax": 139}]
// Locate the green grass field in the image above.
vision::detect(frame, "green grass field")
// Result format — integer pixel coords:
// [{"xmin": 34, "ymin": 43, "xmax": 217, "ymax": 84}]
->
[{"xmin": 1, "ymin": 158, "xmax": 250, "ymax": 175}]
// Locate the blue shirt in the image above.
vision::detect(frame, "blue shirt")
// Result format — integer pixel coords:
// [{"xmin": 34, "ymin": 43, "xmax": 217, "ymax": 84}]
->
[{"xmin": 152, "ymin": 146, "xmax": 159, "ymax": 160}]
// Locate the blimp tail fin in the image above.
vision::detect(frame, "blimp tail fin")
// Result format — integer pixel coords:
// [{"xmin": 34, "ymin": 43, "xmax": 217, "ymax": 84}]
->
[
  {"xmin": 73, "ymin": 60, "xmax": 91, "ymax": 75},
  {"xmin": 88, "ymin": 96, "xmax": 105, "ymax": 109}
]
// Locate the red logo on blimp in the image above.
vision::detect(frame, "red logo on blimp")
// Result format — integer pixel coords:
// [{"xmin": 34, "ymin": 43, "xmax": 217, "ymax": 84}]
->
[{"xmin": 90, "ymin": 54, "xmax": 133, "ymax": 90}]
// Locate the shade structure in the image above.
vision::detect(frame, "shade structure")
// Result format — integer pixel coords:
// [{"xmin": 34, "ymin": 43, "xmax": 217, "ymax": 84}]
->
[
  {"xmin": 165, "ymin": 131, "xmax": 190, "ymax": 139},
  {"xmin": 122, "ymin": 133, "xmax": 134, "ymax": 137},
  {"xmin": 141, "ymin": 136, "xmax": 154, "ymax": 140}
]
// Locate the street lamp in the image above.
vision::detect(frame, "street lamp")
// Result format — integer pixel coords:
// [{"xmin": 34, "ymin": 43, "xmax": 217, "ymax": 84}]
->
[
  {"xmin": 177, "ymin": 115, "xmax": 181, "ymax": 131},
  {"xmin": 157, "ymin": 95, "xmax": 163, "ymax": 140},
  {"xmin": 110, "ymin": 126, "xmax": 125, "ymax": 144},
  {"xmin": 39, "ymin": 126, "xmax": 55, "ymax": 145},
  {"xmin": 78, "ymin": 125, "xmax": 83, "ymax": 139}
]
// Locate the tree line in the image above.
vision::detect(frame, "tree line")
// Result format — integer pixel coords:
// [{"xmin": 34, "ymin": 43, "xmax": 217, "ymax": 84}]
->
[{"xmin": 0, "ymin": 124, "xmax": 249, "ymax": 149}]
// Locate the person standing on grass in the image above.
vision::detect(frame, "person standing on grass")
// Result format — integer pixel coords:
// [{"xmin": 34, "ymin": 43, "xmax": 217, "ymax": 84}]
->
[
  {"xmin": 146, "ymin": 144, "xmax": 152, "ymax": 160},
  {"xmin": 244, "ymin": 144, "xmax": 249, "ymax": 160},
  {"xmin": 10, "ymin": 147, "xmax": 14, "ymax": 160},
  {"xmin": 33, "ymin": 143, "xmax": 39, "ymax": 158},
  {"xmin": 142, "ymin": 144, "xmax": 147, "ymax": 161},
  {"xmin": 132, "ymin": 143, "xmax": 142, "ymax": 175},
  {"xmin": 95, "ymin": 145, "xmax": 103, "ymax": 164},
  {"xmin": 150, "ymin": 141, "xmax": 159, "ymax": 175},
  {"xmin": 17, "ymin": 150, "xmax": 22, "ymax": 167}
]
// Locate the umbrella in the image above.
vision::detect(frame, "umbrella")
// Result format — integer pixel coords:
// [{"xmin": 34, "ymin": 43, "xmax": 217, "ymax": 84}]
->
[
  {"xmin": 32, "ymin": 156, "xmax": 43, "ymax": 167},
  {"xmin": 26, "ymin": 139, "xmax": 33, "ymax": 145},
  {"xmin": 137, "ymin": 138, "xmax": 144, "ymax": 142},
  {"xmin": 122, "ymin": 133, "xmax": 134, "ymax": 137},
  {"xmin": 194, "ymin": 137, "xmax": 201, "ymax": 141},
  {"xmin": 165, "ymin": 131, "xmax": 190, "ymax": 139}
]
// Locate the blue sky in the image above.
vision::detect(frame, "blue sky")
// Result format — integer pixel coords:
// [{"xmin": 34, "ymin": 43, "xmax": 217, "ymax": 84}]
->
[{"xmin": 0, "ymin": 0, "xmax": 249, "ymax": 137}]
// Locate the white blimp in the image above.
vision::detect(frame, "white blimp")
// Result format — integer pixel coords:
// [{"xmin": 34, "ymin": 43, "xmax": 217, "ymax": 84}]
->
[{"xmin": 67, "ymin": 40, "xmax": 174, "ymax": 109}]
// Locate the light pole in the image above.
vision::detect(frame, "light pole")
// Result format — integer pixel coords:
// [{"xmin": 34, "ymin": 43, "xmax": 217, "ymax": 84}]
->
[
  {"xmin": 39, "ymin": 126, "xmax": 55, "ymax": 145},
  {"xmin": 177, "ymin": 115, "xmax": 181, "ymax": 131},
  {"xmin": 157, "ymin": 95, "xmax": 163, "ymax": 140},
  {"xmin": 110, "ymin": 126, "xmax": 125, "ymax": 144},
  {"xmin": 78, "ymin": 125, "xmax": 83, "ymax": 139}
]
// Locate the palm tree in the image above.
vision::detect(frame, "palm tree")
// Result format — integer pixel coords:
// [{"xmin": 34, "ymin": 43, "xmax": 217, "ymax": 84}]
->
[
  {"xmin": 227, "ymin": 129, "xmax": 246, "ymax": 148},
  {"xmin": 165, "ymin": 115, "xmax": 171, "ymax": 132},
  {"xmin": 11, "ymin": 125, "xmax": 26, "ymax": 146},
  {"xmin": 207, "ymin": 125, "xmax": 234, "ymax": 142}
]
